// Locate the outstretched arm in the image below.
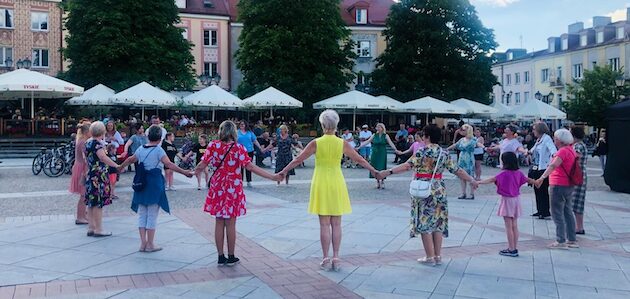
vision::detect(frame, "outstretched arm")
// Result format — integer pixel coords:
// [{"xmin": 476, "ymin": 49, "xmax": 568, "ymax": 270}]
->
[
  {"xmin": 344, "ymin": 142, "xmax": 377, "ymax": 175},
  {"xmin": 477, "ymin": 176, "xmax": 496, "ymax": 185},
  {"xmin": 358, "ymin": 134, "xmax": 374, "ymax": 148},
  {"xmin": 280, "ymin": 139, "xmax": 317, "ymax": 175},
  {"xmin": 245, "ymin": 162, "xmax": 282, "ymax": 181},
  {"xmin": 385, "ymin": 135, "xmax": 398, "ymax": 152}
]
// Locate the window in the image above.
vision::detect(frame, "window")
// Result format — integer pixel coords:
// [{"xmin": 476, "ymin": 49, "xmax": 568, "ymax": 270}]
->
[
  {"xmin": 203, "ymin": 30, "xmax": 217, "ymax": 46},
  {"xmin": 181, "ymin": 28, "xmax": 188, "ymax": 40},
  {"xmin": 557, "ymin": 93, "xmax": 563, "ymax": 107},
  {"xmin": 0, "ymin": 47, "xmax": 12, "ymax": 66},
  {"xmin": 357, "ymin": 40, "xmax": 371, "ymax": 58},
  {"xmin": 515, "ymin": 92, "xmax": 521, "ymax": 104},
  {"xmin": 175, "ymin": 0, "xmax": 186, "ymax": 8},
  {"xmin": 0, "ymin": 9, "xmax": 13, "ymax": 28},
  {"xmin": 515, "ymin": 73, "xmax": 520, "ymax": 84},
  {"xmin": 618, "ymin": 27, "xmax": 625, "ymax": 40},
  {"xmin": 596, "ymin": 31, "xmax": 604, "ymax": 43},
  {"xmin": 32, "ymin": 49, "xmax": 49, "ymax": 68},
  {"xmin": 505, "ymin": 74, "xmax": 511, "ymax": 85},
  {"xmin": 31, "ymin": 12, "xmax": 48, "ymax": 31},
  {"xmin": 556, "ymin": 66, "xmax": 562, "ymax": 82},
  {"xmin": 592, "ymin": 61, "xmax": 597, "ymax": 69},
  {"xmin": 580, "ymin": 35, "xmax": 587, "ymax": 46},
  {"xmin": 356, "ymin": 9, "xmax": 367, "ymax": 24},
  {"xmin": 572, "ymin": 63, "xmax": 583, "ymax": 79},
  {"xmin": 357, "ymin": 73, "xmax": 369, "ymax": 86},
  {"xmin": 609, "ymin": 57, "xmax": 620, "ymax": 71},
  {"xmin": 203, "ymin": 62, "xmax": 218, "ymax": 76},
  {"xmin": 561, "ymin": 38, "xmax": 568, "ymax": 50},
  {"xmin": 524, "ymin": 71, "xmax": 530, "ymax": 83},
  {"xmin": 541, "ymin": 68, "xmax": 549, "ymax": 82},
  {"xmin": 524, "ymin": 91, "xmax": 530, "ymax": 103}
]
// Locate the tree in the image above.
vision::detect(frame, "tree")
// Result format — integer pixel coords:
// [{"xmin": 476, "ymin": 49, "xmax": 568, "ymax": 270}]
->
[
  {"xmin": 370, "ymin": 0, "xmax": 497, "ymax": 103},
  {"xmin": 61, "ymin": 0, "xmax": 195, "ymax": 91},
  {"xmin": 235, "ymin": 0, "xmax": 355, "ymax": 106},
  {"xmin": 565, "ymin": 66, "xmax": 627, "ymax": 129}
]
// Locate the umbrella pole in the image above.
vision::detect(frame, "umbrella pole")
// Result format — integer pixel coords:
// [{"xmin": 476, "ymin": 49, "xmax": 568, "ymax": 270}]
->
[
  {"xmin": 270, "ymin": 107, "xmax": 273, "ymax": 119},
  {"xmin": 425, "ymin": 113, "xmax": 429, "ymax": 126},
  {"xmin": 212, "ymin": 108, "xmax": 215, "ymax": 122},
  {"xmin": 353, "ymin": 109, "xmax": 356, "ymax": 129},
  {"xmin": 31, "ymin": 91, "xmax": 35, "ymax": 135},
  {"xmin": 142, "ymin": 106, "xmax": 145, "ymax": 121}
]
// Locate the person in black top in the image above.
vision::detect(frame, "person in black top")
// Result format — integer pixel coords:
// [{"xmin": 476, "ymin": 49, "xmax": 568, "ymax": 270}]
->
[
  {"xmin": 185, "ymin": 134, "xmax": 209, "ymax": 190},
  {"xmin": 255, "ymin": 132, "xmax": 274, "ymax": 167},
  {"xmin": 162, "ymin": 133, "xmax": 182, "ymax": 191}
]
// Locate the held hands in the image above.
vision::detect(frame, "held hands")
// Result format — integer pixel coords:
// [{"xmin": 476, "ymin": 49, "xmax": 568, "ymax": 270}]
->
[
  {"xmin": 533, "ymin": 178, "xmax": 543, "ymax": 189},
  {"xmin": 273, "ymin": 171, "xmax": 286, "ymax": 182},
  {"xmin": 470, "ymin": 180, "xmax": 479, "ymax": 191},
  {"xmin": 184, "ymin": 171, "xmax": 194, "ymax": 178},
  {"xmin": 375, "ymin": 170, "xmax": 387, "ymax": 180},
  {"xmin": 395, "ymin": 150, "xmax": 402, "ymax": 155}
]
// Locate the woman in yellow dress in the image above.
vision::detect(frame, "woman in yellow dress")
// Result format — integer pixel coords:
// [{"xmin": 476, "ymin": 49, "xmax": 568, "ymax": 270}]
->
[{"xmin": 279, "ymin": 110, "xmax": 377, "ymax": 271}]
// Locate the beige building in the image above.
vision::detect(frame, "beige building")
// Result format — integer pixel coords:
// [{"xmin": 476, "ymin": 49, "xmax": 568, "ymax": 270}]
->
[{"xmin": 0, "ymin": 0, "xmax": 63, "ymax": 75}]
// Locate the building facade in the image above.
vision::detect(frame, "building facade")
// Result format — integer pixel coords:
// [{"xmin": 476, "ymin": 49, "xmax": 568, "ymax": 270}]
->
[
  {"xmin": 0, "ymin": 0, "xmax": 63, "ymax": 75},
  {"xmin": 492, "ymin": 9, "xmax": 630, "ymax": 109},
  {"xmin": 177, "ymin": 0, "xmax": 231, "ymax": 90},
  {"xmin": 227, "ymin": 0, "xmax": 394, "ymax": 92}
]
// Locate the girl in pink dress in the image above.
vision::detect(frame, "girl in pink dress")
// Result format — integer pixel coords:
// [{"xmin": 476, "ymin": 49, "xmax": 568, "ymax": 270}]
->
[
  {"xmin": 69, "ymin": 121, "xmax": 91, "ymax": 225},
  {"xmin": 194, "ymin": 121, "xmax": 281, "ymax": 267},
  {"xmin": 478, "ymin": 152, "xmax": 535, "ymax": 257}
]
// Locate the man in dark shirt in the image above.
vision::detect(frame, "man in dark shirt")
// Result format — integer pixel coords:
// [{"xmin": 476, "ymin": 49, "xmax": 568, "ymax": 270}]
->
[{"xmin": 255, "ymin": 132, "xmax": 274, "ymax": 167}]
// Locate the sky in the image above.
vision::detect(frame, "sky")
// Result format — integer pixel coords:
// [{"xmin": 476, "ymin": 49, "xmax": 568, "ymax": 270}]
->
[{"xmin": 471, "ymin": 0, "xmax": 630, "ymax": 52}]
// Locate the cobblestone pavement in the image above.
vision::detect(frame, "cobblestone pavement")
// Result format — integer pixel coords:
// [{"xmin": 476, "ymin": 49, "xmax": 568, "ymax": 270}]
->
[{"xmin": 0, "ymin": 156, "xmax": 628, "ymax": 299}]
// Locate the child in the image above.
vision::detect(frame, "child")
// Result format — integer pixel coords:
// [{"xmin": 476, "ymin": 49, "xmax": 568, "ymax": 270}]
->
[
  {"xmin": 478, "ymin": 152, "xmax": 535, "ymax": 257},
  {"xmin": 162, "ymin": 133, "xmax": 183, "ymax": 191},
  {"xmin": 106, "ymin": 143, "xmax": 118, "ymax": 199},
  {"xmin": 185, "ymin": 134, "xmax": 209, "ymax": 190}
]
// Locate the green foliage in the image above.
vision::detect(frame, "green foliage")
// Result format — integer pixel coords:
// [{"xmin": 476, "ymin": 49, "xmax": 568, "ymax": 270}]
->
[
  {"xmin": 235, "ymin": 0, "xmax": 356, "ymax": 106},
  {"xmin": 370, "ymin": 0, "xmax": 497, "ymax": 103},
  {"xmin": 61, "ymin": 0, "xmax": 196, "ymax": 91},
  {"xmin": 565, "ymin": 66, "xmax": 627, "ymax": 129}
]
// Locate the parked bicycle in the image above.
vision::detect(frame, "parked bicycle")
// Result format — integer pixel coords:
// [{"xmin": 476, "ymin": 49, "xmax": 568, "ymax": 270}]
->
[
  {"xmin": 32, "ymin": 142, "xmax": 75, "ymax": 177},
  {"xmin": 32, "ymin": 147, "xmax": 52, "ymax": 175}
]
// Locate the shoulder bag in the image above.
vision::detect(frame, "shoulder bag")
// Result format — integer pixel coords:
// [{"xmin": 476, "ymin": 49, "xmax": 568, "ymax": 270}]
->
[
  {"xmin": 409, "ymin": 149, "xmax": 443, "ymax": 199},
  {"xmin": 207, "ymin": 142, "xmax": 236, "ymax": 188},
  {"xmin": 132, "ymin": 146, "xmax": 157, "ymax": 192}
]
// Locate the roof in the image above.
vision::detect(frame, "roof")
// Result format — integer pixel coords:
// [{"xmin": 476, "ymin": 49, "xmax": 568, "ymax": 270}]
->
[
  {"xmin": 225, "ymin": 0, "xmax": 394, "ymax": 25},
  {"xmin": 179, "ymin": 0, "xmax": 231, "ymax": 17}
]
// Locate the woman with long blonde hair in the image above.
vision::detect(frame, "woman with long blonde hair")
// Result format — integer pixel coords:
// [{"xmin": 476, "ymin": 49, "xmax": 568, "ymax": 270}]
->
[
  {"xmin": 358, "ymin": 123, "xmax": 398, "ymax": 189},
  {"xmin": 69, "ymin": 121, "xmax": 91, "ymax": 225},
  {"xmin": 447, "ymin": 124, "xmax": 479, "ymax": 199}
]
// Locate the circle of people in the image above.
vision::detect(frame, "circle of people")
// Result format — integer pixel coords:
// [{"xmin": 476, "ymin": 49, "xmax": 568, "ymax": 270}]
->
[{"xmin": 67, "ymin": 110, "xmax": 601, "ymax": 270}]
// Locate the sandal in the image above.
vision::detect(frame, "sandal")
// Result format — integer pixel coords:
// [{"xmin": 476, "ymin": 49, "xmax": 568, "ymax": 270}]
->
[
  {"xmin": 75, "ymin": 220, "xmax": 89, "ymax": 225},
  {"xmin": 457, "ymin": 195, "xmax": 467, "ymax": 200},
  {"xmin": 319, "ymin": 257, "xmax": 331, "ymax": 271},
  {"xmin": 417, "ymin": 256, "xmax": 436, "ymax": 266},
  {"xmin": 92, "ymin": 232, "xmax": 112, "ymax": 237},
  {"xmin": 434, "ymin": 256, "xmax": 442, "ymax": 265},
  {"xmin": 331, "ymin": 258, "xmax": 341, "ymax": 272},
  {"xmin": 548, "ymin": 242, "xmax": 568, "ymax": 250},
  {"xmin": 145, "ymin": 246, "xmax": 163, "ymax": 252},
  {"xmin": 86, "ymin": 231, "xmax": 94, "ymax": 237},
  {"xmin": 567, "ymin": 241, "xmax": 579, "ymax": 248}
]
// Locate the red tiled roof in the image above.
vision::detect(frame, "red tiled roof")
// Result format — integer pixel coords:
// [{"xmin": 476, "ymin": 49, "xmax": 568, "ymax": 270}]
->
[
  {"xmin": 179, "ymin": 0, "xmax": 231, "ymax": 17},
  {"xmin": 225, "ymin": 0, "xmax": 394, "ymax": 25}
]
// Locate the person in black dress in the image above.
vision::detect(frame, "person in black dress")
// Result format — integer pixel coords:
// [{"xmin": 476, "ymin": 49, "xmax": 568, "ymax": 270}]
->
[
  {"xmin": 185, "ymin": 134, "xmax": 209, "ymax": 190},
  {"xmin": 162, "ymin": 133, "xmax": 182, "ymax": 191}
]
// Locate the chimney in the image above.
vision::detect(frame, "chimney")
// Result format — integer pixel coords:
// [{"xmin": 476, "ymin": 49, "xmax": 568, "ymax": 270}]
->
[
  {"xmin": 593, "ymin": 16, "xmax": 612, "ymax": 28},
  {"xmin": 568, "ymin": 22, "xmax": 584, "ymax": 34}
]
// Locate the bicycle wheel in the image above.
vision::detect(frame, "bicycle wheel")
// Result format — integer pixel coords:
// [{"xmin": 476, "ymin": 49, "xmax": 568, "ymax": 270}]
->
[
  {"xmin": 43, "ymin": 158, "xmax": 66, "ymax": 177},
  {"xmin": 32, "ymin": 154, "xmax": 44, "ymax": 175}
]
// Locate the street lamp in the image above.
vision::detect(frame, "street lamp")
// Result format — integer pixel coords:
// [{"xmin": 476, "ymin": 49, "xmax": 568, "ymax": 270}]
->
[
  {"xmin": 16, "ymin": 58, "xmax": 31, "ymax": 69},
  {"xmin": 4, "ymin": 57, "xmax": 12, "ymax": 69},
  {"xmin": 535, "ymin": 91, "xmax": 542, "ymax": 101},
  {"xmin": 548, "ymin": 91, "xmax": 554, "ymax": 104},
  {"xmin": 615, "ymin": 76, "xmax": 626, "ymax": 87},
  {"xmin": 198, "ymin": 72, "xmax": 221, "ymax": 86},
  {"xmin": 210, "ymin": 72, "xmax": 221, "ymax": 85}
]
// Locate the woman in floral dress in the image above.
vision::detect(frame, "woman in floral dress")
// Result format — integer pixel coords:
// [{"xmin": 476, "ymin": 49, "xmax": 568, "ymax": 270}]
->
[
  {"xmin": 447, "ymin": 124, "xmax": 479, "ymax": 199},
  {"xmin": 84, "ymin": 121, "xmax": 120, "ymax": 237},
  {"xmin": 194, "ymin": 120, "xmax": 281, "ymax": 267},
  {"xmin": 377, "ymin": 125, "xmax": 477, "ymax": 266},
  {"xmin": 275, "ymin": 125, "xmax": 296, "ymax": 185}
]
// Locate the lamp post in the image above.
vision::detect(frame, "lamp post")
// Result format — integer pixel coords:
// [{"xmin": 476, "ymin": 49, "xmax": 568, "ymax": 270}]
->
[
  {"xmin": 16, "ymin": 58, "xmax": 32, "ymax": 70},
  {"xmin": 4, "ymin": 57, "xmax": 12, "ymax": 69},
  {"xmin": 547, "ymin": 91, "xmax": 554, "ymax": 105},
  {"xmin": 198, "ymin": 72, "xmax": 222, "ymax": 87},
  {"xmin": 616, "ymin": 76, "xmax": 626, "ymax": 101},
  {"xmin": 535, "ymin": 91, "xmax": 542, "ymax": 101}
]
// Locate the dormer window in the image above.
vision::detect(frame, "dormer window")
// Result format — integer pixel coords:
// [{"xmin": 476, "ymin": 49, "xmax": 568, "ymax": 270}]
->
[
  {"xmin": 175, "ymin": 0, "xmax": 186, "ymax": 9},
  {"xmin": 596, "ymin": 31, "xmax": 604, "ymax": 43},
  {"xmin": 356, "ymin": 9, "xmax": 367, "ymax": 24},
  {"xmin": 561, "ymin": 38, "xmax": 568, "ymax": 50},
  {"xmin": 580, "ymin": 35, "xmax": 587, "ymax": 46},
  {"xmin": 203, "ymin": 0, "xmax": 213, "ymax": 8},
  {"xmin": 618, "ymin": 27, "xmax": 625, "ymax": 40}
]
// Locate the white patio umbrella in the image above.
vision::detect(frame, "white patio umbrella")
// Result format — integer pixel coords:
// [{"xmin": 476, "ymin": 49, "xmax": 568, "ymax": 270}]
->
[
  {"xmin": 242, "ymin": 87, "xmax": 302, "ymax": 118},
  {"xmin": 314, "ymin": 90, "xmax": 395, "ymax": 129},
  {"xmin": 397, "ymin": 96, "xmax": 466, "ymax": 125},
  {"xmin": 510, "ymin": 99, "xmax": 567, "ymax": 120},
  {"xmin": 110, "ymin": 82, "xmax": 177, "ymax": 120},
  {"xmin": 490, "ymin": 101, "xmax": 517, "ymax": 120},
  {"xmin": 376, "ymin": 95, "xmax": 404, "ymax": 110},
  {"xmin": 451, "ymin": 98, "xmax": 498, "ymax": 115},
  {"xmin": 65, "ymin": 84, "xmax": 115, "ymax": 106},
  {"xmin": 0, "ymin": 69, "xmax": 83, "ymax": 120},
  {"xmin": 183, "ymin": 85, "xmax": 242, "ymax": 121}
]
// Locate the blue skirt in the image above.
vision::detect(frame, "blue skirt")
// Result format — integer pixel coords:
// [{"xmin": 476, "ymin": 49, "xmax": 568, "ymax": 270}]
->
[{"xmin": 131, "ymin": 168, "xmax": 170, "ymax": 214}]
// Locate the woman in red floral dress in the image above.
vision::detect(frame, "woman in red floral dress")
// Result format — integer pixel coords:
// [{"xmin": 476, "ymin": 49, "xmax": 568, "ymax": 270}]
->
[{"xmin": 194, "ymin": 120, "xmax": 282, "ymax": 266}]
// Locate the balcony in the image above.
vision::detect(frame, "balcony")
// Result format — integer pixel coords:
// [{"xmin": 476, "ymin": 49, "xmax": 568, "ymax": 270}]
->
[{"xmin": 549, "ymin": 78, "xmax": 564, "ymax": 88}]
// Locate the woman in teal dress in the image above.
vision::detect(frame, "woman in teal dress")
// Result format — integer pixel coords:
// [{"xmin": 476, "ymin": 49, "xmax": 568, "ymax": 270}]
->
[
  {"xmin": 447, "ymin": 124, "xmax": 479, "ymax": 199},
  {"xmin": 358, "ymin": 123, "xmax": 397, "ymax": 189}
]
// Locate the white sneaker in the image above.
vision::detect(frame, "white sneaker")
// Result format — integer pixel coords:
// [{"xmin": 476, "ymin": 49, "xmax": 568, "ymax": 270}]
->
[
  {"xmin": 165, "ymin": 186, "xmax": 170, "ymax": 191},
  {"xmin": 169, "ymin": 186, "xmax": 176, "ymax": 191}
]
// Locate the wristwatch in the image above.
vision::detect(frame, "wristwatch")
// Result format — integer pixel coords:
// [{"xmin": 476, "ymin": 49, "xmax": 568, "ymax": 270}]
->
[{"xmin": 389, "ymin": 169, "xmax": 394, "ymax": 175}]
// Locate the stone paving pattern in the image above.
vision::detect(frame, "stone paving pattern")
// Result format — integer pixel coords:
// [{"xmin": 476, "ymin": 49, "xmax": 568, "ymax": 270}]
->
[{"xmin": 0, "ymin": 156, "xmax": 629, "ymax": 298}]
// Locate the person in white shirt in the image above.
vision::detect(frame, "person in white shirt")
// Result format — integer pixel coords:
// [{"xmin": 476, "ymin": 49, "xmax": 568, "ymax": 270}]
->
[
  {"xmin": 341, "ymin": 128, "xmax": 356, "ymax": 168},
  {"xmin": 151, "ymin": 116, "xmax": 167, "ymax": 143},
  {"xmin": 528, "ymin": 122, "xmax": 557, "ymax": 219},
  {"xmin": 358, "ymin": 125, "xmax": 373, "ymax": 161}
]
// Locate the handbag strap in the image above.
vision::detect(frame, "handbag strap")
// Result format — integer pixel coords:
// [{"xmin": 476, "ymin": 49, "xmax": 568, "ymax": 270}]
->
[
  {"xmin": 210, "ymin": 142, "xmax": 236, "ymax": 181},
  {"xmin": 139, "ymin": 146, "xmax": 157, "ymax": 165},
  {"xmin": 429, "ymin": 149, "xmax": 444, "ymax": 186}
]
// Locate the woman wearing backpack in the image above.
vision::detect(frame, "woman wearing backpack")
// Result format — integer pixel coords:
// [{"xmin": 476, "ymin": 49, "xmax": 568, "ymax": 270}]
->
[{"xmin": 534, "ymin": 129, "xmax": 580, "ymax": 250}]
